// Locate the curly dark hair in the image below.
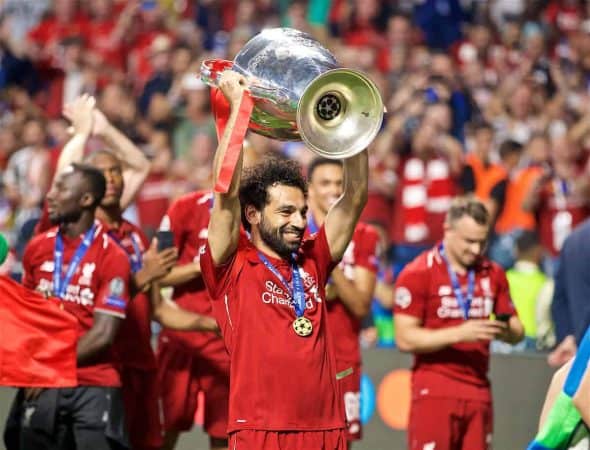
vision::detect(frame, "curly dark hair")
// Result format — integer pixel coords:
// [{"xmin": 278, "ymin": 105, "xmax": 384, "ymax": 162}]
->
[{"xmin": 239, "ymin": 157, "xmax": 307, "ymax": 232}]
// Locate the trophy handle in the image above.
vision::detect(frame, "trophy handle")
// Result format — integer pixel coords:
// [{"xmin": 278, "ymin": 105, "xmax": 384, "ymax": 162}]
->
[{"xmin": 200, "ymin": 59, "xmax": 291, "ymax": 105}]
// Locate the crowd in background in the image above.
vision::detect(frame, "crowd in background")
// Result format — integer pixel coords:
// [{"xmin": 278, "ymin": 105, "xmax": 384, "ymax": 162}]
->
[{"xmin": 2, "ymin": 0, "xmax": 590, "ymax": 353}]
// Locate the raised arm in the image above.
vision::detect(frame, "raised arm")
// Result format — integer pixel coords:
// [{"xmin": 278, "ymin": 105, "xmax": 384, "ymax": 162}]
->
[
  {"xmin": 208, "ymin": 71, "xmax": 249, "ymax": 265},
  {"xmin": 324, "ymin": 150, "xmax": 368, "ymax": 261},
  {"xmin": 58, "ymin": 95, "xmax": 150, "ymax": 210},
  {"xmin": 57, "ymin": 94, "xmax": 96, "ymax": 176},
  {"xmin": 91, "ymin": 109, "xmax": 150, "ymax": 209}
]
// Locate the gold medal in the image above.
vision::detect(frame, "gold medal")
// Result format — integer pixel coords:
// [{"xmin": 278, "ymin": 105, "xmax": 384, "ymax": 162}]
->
[{"xmin": 293, "ymin": 317, "xmax": 313, "ymax": 337}]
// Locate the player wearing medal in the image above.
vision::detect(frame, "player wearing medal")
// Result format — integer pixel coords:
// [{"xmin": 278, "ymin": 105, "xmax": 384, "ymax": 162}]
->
[
  {"xmin": 48, "ymin": 94, "xmax": 221, "ymax": 450},
  {"xmin": 17, "ymin": 163, "xmax": 132, "ymax": 449},
  {"xmin": 307, "ymin": 157, "xmax": 379, "ymax": 446},
  {"xmin": 394, "ymin": 196, "xmax": 525, "ymax": 450},
  {"xmin": 199, "ymin": 72, "xmax": 368, "ymax": 449}
]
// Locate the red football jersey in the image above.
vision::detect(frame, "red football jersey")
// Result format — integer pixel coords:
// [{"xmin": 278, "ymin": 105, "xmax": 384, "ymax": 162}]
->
[
  {"xmin": 158, "ymin": 190, "xmax": 227, "ymax": 359},
  {"xmin": 200, "ymin": 227, "xmax": 345, "ymax": 433},
  {"xmin": 105, "ymin": 219, "xmax": 156, "ymax": 370},
  {"xmin": 22, "ymin": 223, "xmax": 132, "ymax": 387},
  {"xmin": 394, "ymin": 245, "xmax": 516, "ymax": 400},
  {"xmin": 326, "ymin": 223, "xmax": 379, "ymax": 368},
  {"xmin": 537, "ymin": 180, "xmax": 590, "ymax": 256}
]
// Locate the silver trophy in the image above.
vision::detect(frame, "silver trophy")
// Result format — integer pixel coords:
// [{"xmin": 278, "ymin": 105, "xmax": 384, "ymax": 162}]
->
[{"xmin": 200, "ymin": 27, "xmax": 384, "ymax": 159}]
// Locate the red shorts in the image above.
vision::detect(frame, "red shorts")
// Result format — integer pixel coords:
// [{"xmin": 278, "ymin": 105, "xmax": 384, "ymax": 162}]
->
[
  {"xmin": 338, "ymin": 364, "xmax": 361, "ymax": 441},
  {"xmin": 120, "ymin": 367, "xmax": 163, "ymax": 450},
  {"xmin": 229, "ymin": 429, "xmax": 346, "ymax": 450},
  {"xmin": 157, "ymin": 338, "xmax": 230, "ymax": 439},
  {"xmin": 408, "ymin": 396, "xmax": 493, "ymax": 450}
]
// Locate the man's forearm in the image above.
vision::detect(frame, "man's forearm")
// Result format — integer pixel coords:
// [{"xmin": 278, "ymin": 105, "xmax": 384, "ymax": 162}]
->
[
  {"xmin": 56, "ymin": 133, "xmax": 90, "ymax": 175},
  {"xmin": 396, "ymin": 325, "xmax": 461, "ymax": 354},
  {"xmin": 159, "ymin": 263, "xmax": 201, "ymax": 287},
  {"xmin": 154, "ymin": 300, "xmax": 219, "ymax": 332},
  {"xmin": 102, "ymin": 124, "xmax": 150, "ymax": 173},
  {"xmin": 342, "ymin": 150, "xmax": 369, "ymax": 211},
  {"xmin": 77, "ymin": 329, "xmax": 112, "ymax": 365}
]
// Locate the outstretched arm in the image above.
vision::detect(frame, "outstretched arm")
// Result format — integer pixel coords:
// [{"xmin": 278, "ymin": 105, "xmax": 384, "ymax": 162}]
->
[
  {"xmin": 324, "ymin": 150, "xmax": 368, "ymax": 261},
  {"xmin": 208, "ymin": 71, "xmax": 249, "ymax": 265}
]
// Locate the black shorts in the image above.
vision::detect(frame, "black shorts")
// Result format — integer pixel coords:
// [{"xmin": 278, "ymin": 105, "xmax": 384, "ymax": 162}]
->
[{"xmin": 4, "ymin": 386, "xmax": 129, "ymax": 450}]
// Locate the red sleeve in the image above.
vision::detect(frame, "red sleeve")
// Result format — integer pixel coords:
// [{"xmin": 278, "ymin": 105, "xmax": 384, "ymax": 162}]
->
[
  {"xmin": 164, "ymin": 198, "xmax": 189, "ymax": 249},
  {"xmin": 306, "ymin": 226, "xmax": 338, "ymax": 287},
  {"xmin": 21, "ymin": 240, "xmax": 36, "ymax": 290},
  {"xmin": 27, "ymin": 22, "xmax": 49, "ymax": 44},
  {"xmin": 94, "ymin": 245, "xmax": 132, "ymax": 319},
  {"xmin": 393, "ymin": 263, "xmax": 428, "ymax": 320},
  {"xmin": 200, "ymin": 235, "xmax": 247, "ymax": 300},
  {"xmin": 492, "ymin": 265, "xmax": 517, "ymax": 317},
  {"xmin": 354, "ymin": 226, "xmax": 380, "ymax": 273}
]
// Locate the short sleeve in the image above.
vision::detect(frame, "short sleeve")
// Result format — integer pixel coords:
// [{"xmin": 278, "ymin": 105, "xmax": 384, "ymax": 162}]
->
[
  {"xmin": 200, "ymin": 237, "xmax": 245, "ymax": 300},
  {"xmin": 393, "ymin": 265, "xmax": 428, "ymax": 320},
  {"xmin": 305, "ymin": 226, "xmax": 338, "ymax": 287},
  {"xmin": 354, "ymin": 226, "xmax": 380, "ymax": 273},
  {"xmin": 163, "ymin": 199, "xmax": 188, "ymax": 248},
  {"xmin": 94, "ymin": 247, "xmax": 132, "ymax": 319},
  {"xmin": 493, "ymin": 266, "xmax": 517, "ymax": 317}
]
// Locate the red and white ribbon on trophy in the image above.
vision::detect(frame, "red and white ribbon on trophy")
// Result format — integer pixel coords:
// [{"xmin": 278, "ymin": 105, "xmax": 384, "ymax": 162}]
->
[{"xmin": 204, "ymin": 59, "xmax": 254, "ymax": 193}]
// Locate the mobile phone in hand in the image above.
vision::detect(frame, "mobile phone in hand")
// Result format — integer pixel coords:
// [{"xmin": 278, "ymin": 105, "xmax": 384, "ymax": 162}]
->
[{"xmin": 156, "ymin": 230, "xmax": 174, "ymax": 251}]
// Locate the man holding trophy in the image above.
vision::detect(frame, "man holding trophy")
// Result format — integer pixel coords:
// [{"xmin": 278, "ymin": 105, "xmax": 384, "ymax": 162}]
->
[{"xmin": 198, "ymin": 28, "xmax": 383, "ymax": 449}]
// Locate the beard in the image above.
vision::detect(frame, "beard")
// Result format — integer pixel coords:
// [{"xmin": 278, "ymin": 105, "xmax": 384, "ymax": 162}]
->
[
  {"xmin": 259, "ymin": 214, "xmax": 304, "ymax": 259},
  {"xmin": 49, "ymin": 207, "xmax": 82, "ymax": 225}
]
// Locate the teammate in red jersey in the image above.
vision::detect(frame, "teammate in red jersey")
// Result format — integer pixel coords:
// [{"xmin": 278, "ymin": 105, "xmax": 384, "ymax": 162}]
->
[
  {"xmin": 394, "ymin": 196, "xmax": 525, "ymax": 450},
  {"xmin": 200, "ymin": 71, "xmax": 368, "ymax": 449},
  {"xmin": 307, "ymin": 157, "xmax": 379, "ymax": 446},
  {"xmin": 156, "ymin": 190, "xmax": 230, "ymax": 450},
  {"xmin": 18, "ymin": 163, "xmax": 131, "ymax": 449},
  {"xmin": 50, "ymin": 94, "xmax": 219, "ymax": 450}
]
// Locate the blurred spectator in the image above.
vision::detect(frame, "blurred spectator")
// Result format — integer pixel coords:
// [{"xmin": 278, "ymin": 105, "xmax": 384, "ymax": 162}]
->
[
  {"xmin": 388, "ymin": 115, "xmax": 462, "ymax": 275},
  {"xmin": 138, "ymin": 34, "xmax": 174, "ymax": 115},
  {"xmin": 461, "ymin": 122, "xmax": 508, "ymax": 221},
  {"xmin": 25, "ymin": 0, "xmax": 88, "ymax": 70},
  {"xmin": 43, "ymin": 35, "xmax": 97, "ymax": 118},
  {"xmin": 492, "ymin": 134, "xmax": 550, "ymax": 268},
  {"xmin": 0, "ymin": 0, "xmax": 50, "ymax": 43},
  {"xmin": 127, "ymin": 1, "xmax": 175, "ymax": 91},
  {"xmin": 3, "ymin": 118, "xmax": 50, "ymax": 257},
  {"xmin": 85, "ymin": 0, "xmax": 136, "ymax": 77},
  {"xmin": 505, "ymin": 231, "xmax": 554, "ymax": 352},
  {"xmin": 377, "ymin": 13, "xmax": 412, "ymax": 74},
  {"xmin": 413, "ymin": 0, "xmax": 469, "ymax": 50},
  {"xmin": 522, "ymin": 132, "xmax": 590, "ymax": 275},
  {"xmin": 171, "ymin": 74, "xmax": 216, "ymax": 160}
]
